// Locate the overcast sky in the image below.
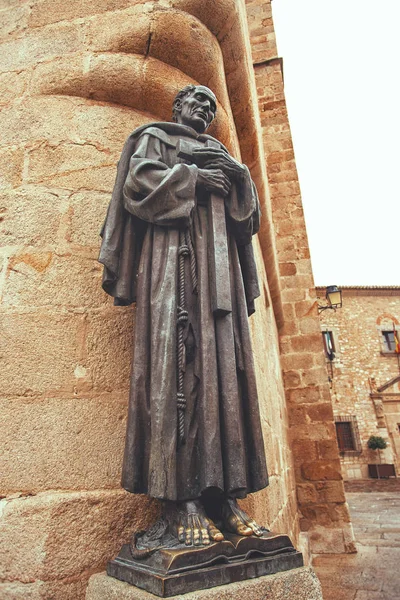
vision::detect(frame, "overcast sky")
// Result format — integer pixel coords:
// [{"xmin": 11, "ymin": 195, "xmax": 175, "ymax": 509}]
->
[{"xmin": 271, "ymin": 0, "xmax": 400, "ymax": 286}]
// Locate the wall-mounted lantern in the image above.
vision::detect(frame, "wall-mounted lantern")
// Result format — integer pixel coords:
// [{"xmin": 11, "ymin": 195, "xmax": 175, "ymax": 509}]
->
[{"xmin": 318, "ymin": 285, "xmax": 343, "ymax": 313}]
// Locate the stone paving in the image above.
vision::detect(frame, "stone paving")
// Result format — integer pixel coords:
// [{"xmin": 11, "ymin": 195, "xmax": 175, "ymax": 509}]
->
[{"xmin": 313, "ymin": 491, "xmax": 400, "ymax": 599}]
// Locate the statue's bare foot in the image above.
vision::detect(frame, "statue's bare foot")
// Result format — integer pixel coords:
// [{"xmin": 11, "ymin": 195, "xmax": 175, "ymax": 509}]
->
[
  {"xmin": 168, "ymin": 500, "xmax": 224, "ymax": 546},
  {"xmin": 221, "ymin": 497, "xmax": 263, "ymax": 537}
]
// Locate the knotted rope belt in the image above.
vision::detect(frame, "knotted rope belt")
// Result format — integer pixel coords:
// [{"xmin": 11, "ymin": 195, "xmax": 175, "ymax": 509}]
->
[{"xmin": 176, "ymin": 228, "xmax": 197, "ymax": 448}]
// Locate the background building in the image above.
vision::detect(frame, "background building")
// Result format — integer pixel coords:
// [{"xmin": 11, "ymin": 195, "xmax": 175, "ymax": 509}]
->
[
  {"xmin": 1, "ymin": 2, "xmax": 353, "ymax": 597},
  {"xmin": 317, "ymin": 286, "xmax": 400, "ymax": 481}
]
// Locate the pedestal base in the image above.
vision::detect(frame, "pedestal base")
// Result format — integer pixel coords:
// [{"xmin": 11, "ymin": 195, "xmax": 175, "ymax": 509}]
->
[
  {"xmin": 86, "ymin": 567, "xmax": 323, "ymax": 600},
  {"xmin": 107, "ymin": 532, "xmax": 303, "ymax": 597}
]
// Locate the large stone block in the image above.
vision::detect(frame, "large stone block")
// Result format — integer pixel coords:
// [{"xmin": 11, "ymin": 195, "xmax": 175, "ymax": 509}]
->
[
  {"xmin": 32, "ymin": 164, "xmax": 117, "ymax": 193},
  {"xmin": 0, "ymin": 2, "xmax": 29, "ymax": 41},
  {"xmin": 0, "ymin": 97, "xmax": 145, "ymax": 150},
  {"xmin": 0, "ymin": 71, "xmax": 28, "ymax": 107},
  {"xmin": 1, "ymin": 311, "xmax": 85, "ymax": 395},
  {"xmin": 308, "ymin": 527, "xmax": 347, "ymax": 554},
  {"xmin": 0, "ymin": 187, "xmax": 64, "ymax": 247},
  {"xmin": 148, "ymin": 10, "xmax": 228, "ymax": 105},
  {"xmin": 0, "ymin": 394, "xmax": 128, "ymax": 494},
  {"xmin": 69, "ymin": 190, "xmax": 111, "ymax": 248},
  {"xmin": 86, "ymin": 6, "xmax": 150, "ymax": 55},
  {"xmin": 183, "ymin": 0, "xmax": 238, "ymax": 32},
  {"xmin": 3, "ymin": 253, "xmax": 108, "ymax": 309},
  {"xmin": 0, "ymin": 490, "xmax": 159, "ymax": 584},
  {"xmin": 29, "ymin": 0, "xmax": 132, "ymax": 28},
  {"xmin": 0, "ymin": 21, "xmax": 83, "ymax": 72},
  {"xmin": 314, "ymin": 481, "xmax": 346, "ymax": 504},
  {"xmin": 0, "ymin": 578, "xmax": 89, "ymax": 600},
  {"xmin": 0, "ymin": 146, "xmax": 24, "ymax": 189},
  {"xmin": 85, "ymin": 308, "xmax": 135, "ymax": 393},
  {"xmin": 85, "ymin": 567, "xmax": 323, "ymax": 599},
  {"xmin": 27, "ymin": 140, "xmax": 116, "ymax": 184}
]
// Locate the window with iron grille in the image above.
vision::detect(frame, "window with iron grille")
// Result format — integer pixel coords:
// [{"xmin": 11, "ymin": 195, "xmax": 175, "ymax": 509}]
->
[{"xmin": 335, "ymin": 416, "xmax": 362, "ymax": 454}]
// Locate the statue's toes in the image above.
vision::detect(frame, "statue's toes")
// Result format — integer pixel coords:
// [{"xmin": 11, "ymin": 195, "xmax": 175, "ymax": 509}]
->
[
  {"xmin": 209, "ymin": 526, "xmax": 224, "ymax": 542},
  {"xmin": 226, "ymin": 515, "xmax": 252, "ymax": 536},
  {"xmin": 177, "ymin": 525, "xmax": 185, "ymax": 544},
  {"xmin": 236, "ymin": 523, "xmax": 253, "ymax": 536},
  {"xmin": 201, "ymin": 528, "xmax": 210, "ymax": 545},
  {"xmin": 185, "ymin": 527, "xmax": 193, "ymax": 546},
  {"xmin": 193, "ymin": 528, "xmax": 201, "ymax": 546}
]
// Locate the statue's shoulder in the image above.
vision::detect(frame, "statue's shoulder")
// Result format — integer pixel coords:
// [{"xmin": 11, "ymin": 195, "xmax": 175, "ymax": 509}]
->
[
  {"xmin": 122, "ymin": 123, "xmax": 228, "ymax": 154},
  {"xmin": 130, "ymin": 122, "xmax": 202, "ymax": 149},
  {"xmin": 135, "ymin": 124, "xmax": 177, "ymax": 148}
]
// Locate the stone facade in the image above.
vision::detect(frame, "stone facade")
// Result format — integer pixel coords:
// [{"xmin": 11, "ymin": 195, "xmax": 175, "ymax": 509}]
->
[
  {"xmin": 1, "ymin": 1, "xmax": 352, "ymax": 598},
  {"xmin": 317, "ymin": 286, "xmax": 400, "ymax": 481}
]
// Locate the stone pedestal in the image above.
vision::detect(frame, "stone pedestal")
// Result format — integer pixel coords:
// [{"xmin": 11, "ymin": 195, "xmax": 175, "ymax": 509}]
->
[{"xmin": 86, "ymin": 568, "xmax": 323, "ymax": 600}]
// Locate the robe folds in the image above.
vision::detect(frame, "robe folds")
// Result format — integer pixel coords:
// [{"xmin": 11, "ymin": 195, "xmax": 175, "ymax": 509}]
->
[{"xmin": 99, "ymin": 122, "xmax": 269, "ymax": 502}]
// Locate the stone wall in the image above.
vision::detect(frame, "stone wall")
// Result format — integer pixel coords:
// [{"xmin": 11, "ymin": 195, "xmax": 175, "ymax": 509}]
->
[
  {"xmin": 245, "ymin": 0, "xmax": 355, "ymax": 555},
  {"xmin": 0, "ymin": 1, "xmax": 299, "ymax": 598},
  {"xmin": 317, "ymin": 287, "xmax": 400, "ymax": 480}
]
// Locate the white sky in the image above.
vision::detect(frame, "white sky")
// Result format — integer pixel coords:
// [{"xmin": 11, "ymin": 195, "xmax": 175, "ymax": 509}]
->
[{"xmin": 271, "ymin": 0, "xmax": 400, "ymax": 286}]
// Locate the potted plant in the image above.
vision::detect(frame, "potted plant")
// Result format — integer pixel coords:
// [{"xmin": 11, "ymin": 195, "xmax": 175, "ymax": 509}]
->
[{"xmin": 367, "ymin": 435, "xmax": 388, "ymax": 478}]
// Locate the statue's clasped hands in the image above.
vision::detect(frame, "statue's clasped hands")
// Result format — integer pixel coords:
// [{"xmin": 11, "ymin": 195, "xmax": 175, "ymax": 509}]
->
[{"xmin": 194, "ymin": 147, "xmax": 245, "ymax": 198}]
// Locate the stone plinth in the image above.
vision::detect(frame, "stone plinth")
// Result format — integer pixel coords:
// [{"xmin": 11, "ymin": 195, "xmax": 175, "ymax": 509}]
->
[{"xmin": 86, "ymin": 568, "xmax": 323, "ymax": 600}]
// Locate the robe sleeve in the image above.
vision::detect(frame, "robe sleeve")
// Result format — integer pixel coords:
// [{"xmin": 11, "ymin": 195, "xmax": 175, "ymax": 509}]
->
[
  {"xmin": 224, "ymin": 165, "xmax": 261, "ymax": 246},
  {"xmin": 123, "ymin": 133, "xmax": 198, "ymax": 227}
]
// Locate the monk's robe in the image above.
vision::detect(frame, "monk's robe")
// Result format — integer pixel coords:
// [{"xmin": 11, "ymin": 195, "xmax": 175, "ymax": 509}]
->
[{"xmin": 99, "ymin": 122, "xmax": 269, "ymax": 502}]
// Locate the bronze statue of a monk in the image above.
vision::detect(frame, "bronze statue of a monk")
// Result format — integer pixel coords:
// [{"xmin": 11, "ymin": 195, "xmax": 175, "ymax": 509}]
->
[{"xmin": 99, "ymin": 85, "xmax": 269, "ymax": 547}]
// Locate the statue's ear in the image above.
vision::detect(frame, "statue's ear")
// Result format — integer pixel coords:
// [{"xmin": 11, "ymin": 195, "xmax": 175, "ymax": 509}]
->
[{"xmin": 174, "ymin": 98, "xmax": 182, "ymax": 114}]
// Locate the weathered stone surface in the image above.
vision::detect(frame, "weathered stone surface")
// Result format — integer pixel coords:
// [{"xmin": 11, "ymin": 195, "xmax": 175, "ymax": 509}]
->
[
  {"xmin": 0, "ymin": 97, "xmax": 144, "ymax": 149},
  {"xmin": 0, "ymin": 22, "xmax": 84, "ymax": 72},
  {"xmin": 85, "ymin": 567, "xmax": 323, "ymax": 599},
  {"xmin": 27, "ymin": 140, "xmax": 115, "ymax": 183},
  {"xmin": 0, "ymin": 188, "xmax": 64, "ymax": 247},
  {"xmin": 0, "ymin": 147, "xmax": 24, "ymax": 190},
  {"xmin": 314, "ymin": 481, "xmax": 346, "ymax": 504},
  {"xmin": 1, "ymin": 311, "xmax": 84, "ymax": 395},
  {"xmin": 149, "ymin": 10, "xmax": 227, "ymax": 104},
  {"xmin": 0, "ymin": 490, "xmax": 159, "ymax": 583},
  {"xmin": 0, "ymin": 394, "xmax": 128, "ymax": 494},
  {"xmin": 314, "ymin": 491, "xmax": 400, "ymax": 598},
  {"xmin": 0, "ymin": 71, "xmax": 28, "ymax": 107},
  {"xmin": 30, "ymin": 164, "xmax": 117, "ymax": 193},
  {"xmin": 3, "ymin": 253, "xmax": 108, "ymax": 308},
  {"xmin": 85, "ymin": 7, "xmax": 150, "ymax": 55},
  {"xmin": 29, "ymin": 0, "xmax": 132, "ymax": 28},
  {"xmin": 0, "ymin": 578, "xmax": 89, "ymax": 600},
  {"xmin": 68, "ymin": 190, "xmax": 111, "ymax": 248},
  {"xmin": 0, "ymin": 2, "xmax": 29, "ymax": 41},
  {"xmin": 85, "ymin": 308, "xmax": 135, "ymax": 392},
  {"xmin": 309, "ymin": 527, "xmax": 347, "ymax": 554}
]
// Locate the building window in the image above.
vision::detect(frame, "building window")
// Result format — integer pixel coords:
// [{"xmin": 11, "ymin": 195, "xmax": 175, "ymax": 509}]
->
[
  {"xmin": 322, "ymin": 330, "xmax": 335, "ymax": 360},
  {"xmin": 335, "ymin": 416, "xmax": 362, "ymax": 454},
  {"xmin": 382, "ymin": 330, "xmax": 398, "ymax": 353}
]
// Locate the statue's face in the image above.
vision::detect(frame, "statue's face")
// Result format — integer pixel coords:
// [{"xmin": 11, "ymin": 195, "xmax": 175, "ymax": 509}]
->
[{"xmin": 175, "ymin": 86, "xmax": 217, "ymax": 133}]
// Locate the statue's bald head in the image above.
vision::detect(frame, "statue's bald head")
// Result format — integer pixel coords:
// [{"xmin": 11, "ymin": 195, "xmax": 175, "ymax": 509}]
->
[{"xmin": 172, "ymin": 85, "xmax": 217, "ymax": 133}]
